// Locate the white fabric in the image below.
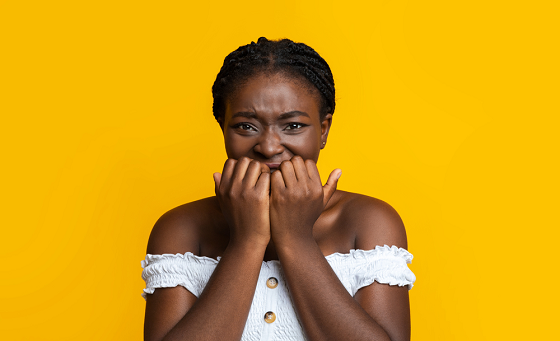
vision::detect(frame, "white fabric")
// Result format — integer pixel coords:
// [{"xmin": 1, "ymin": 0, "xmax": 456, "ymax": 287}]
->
[{"xmin": 141, "ymin": 245, "xmax": 415, "ymax": 341}]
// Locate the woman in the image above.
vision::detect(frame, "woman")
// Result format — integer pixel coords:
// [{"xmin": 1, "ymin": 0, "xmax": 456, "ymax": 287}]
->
[{"xmin": 141, "ymin": 37, "xmax": 416, "ymax": 341}]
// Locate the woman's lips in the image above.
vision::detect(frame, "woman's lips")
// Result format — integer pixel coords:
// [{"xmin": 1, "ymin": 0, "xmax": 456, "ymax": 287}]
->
[{"xmin": 265, "ymin": 163, "xmax": 281, "ymax": 172}]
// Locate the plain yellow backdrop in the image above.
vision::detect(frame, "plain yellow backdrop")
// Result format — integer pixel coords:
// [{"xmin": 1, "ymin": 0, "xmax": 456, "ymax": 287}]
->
[{"xmin": 1, "ymin": 0, "xmax": 558, "ymax": 340}]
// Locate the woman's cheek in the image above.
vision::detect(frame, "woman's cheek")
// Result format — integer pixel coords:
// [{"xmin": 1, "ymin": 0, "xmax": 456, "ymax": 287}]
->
[{"xmin": 226, "ymin": 138, "xmax": 253, "ymax": 159}]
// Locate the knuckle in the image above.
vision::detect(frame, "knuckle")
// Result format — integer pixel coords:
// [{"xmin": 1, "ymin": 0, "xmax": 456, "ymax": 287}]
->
[
  {"xmin": 256, "ymin": 194, "xmax": 268, "ymax": 204},
  {"xmin": 239, "ymin": 191, "xmax": 249, "ymax": 200},
  {"xmin": 275, "ymin": 194, "xmax": 286, "ymax": 204},
  {"xmin": 227, "ymin": 187, "xmax": 237, "ymax": 197},
  {"xmin": 306, "ymin": 186, "xmax": 317, "ymax": 196}
]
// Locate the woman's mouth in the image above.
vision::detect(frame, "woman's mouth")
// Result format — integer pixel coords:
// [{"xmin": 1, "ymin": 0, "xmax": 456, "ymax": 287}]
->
[{"xmin": 265, "ymin": 163, "xmax": 281, "ymax": 172}]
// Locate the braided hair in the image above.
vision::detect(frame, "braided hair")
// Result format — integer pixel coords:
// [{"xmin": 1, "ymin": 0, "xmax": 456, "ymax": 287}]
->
[{"xmin": 212, "ymin": 37, "xmax": 335, "ymax": 124}]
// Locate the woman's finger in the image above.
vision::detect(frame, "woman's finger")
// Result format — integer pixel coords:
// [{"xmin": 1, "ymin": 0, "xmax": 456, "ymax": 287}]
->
[
  {"xmin": 305, "ymin": 159, "xmax": 321, "ymax": 183},
  {"xmin": 279, "ymin": 160, "xmax": 297, "ymax": 188},
  {"xmin": 323, "ymin": 169, "xmax": 342, "ymax": 207},
  {"xmin": 271, "ymin": 167, "xmax": 286, "ymax": 191},
  {"xmin": 291, "ymin": 155, "xmax": 309, "ymax": 181},
  {"xmin": 255, "ymin": 169, "xmax": 271, "ymax": 194},
  {"xmin": 244, "ymin": 160, "xmax": 268, "ymax": 187},
  {"xmin": 213, "ymin": 172, "xmax": 222, "ymax": 194},
  {"xmin": 231, "ymin": 157, "xmax": 251, "ymax": 184},
  {"xmin": 220, "ymin": 158, "xmax": 237, "ymax": 188}
]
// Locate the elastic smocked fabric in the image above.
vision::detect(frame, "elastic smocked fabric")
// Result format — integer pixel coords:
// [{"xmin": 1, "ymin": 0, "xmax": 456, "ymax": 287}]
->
[
  {"xmin": 141, "ymin": 245, "xmax": 416, "ymax": 341},
  {"xmin": 325, "ymin": 246, "xmax": 416, "ymax": 295},
  {"xmin": 141, "ymin": 253, "xmax": 219, "ymax": 299}
]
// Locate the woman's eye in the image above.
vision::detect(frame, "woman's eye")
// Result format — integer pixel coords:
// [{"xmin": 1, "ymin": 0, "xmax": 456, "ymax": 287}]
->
[
  {"xmin": 234, "ymin": 123, "xmax": 256, "ymax": 131},
  {"xmin": 285, "ymin": 123, "xmax": 305, "ymax": 130}
]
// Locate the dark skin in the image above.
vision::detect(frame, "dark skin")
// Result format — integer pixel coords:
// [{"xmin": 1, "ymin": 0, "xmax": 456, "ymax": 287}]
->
[{"xmin": 144, "ymin": 73, "xmax": 411, "ymax": 341}]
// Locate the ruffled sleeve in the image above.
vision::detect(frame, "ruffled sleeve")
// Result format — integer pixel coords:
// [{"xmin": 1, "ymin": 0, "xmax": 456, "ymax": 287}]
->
[
  {"xmin": 141, "ymin": 252, "xmax": 219, "ymax": 299},
  {"xmin": 326, "ymin": 245, "xmax": 416, "ymax": 296}
]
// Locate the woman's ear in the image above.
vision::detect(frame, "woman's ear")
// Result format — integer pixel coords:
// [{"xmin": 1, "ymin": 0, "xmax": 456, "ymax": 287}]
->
[{"xmin": 320, "ymin": 114, "xmax": 333, "ymax": 148}]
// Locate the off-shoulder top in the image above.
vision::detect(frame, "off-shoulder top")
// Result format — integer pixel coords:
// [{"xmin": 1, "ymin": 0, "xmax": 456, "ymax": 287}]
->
[{"xmin": 141, "ymin": 245, "xmax": 416, "ymax": 341}]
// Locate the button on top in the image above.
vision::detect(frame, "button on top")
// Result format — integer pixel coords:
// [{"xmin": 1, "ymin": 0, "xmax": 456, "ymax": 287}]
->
[
  {"xmin": 266, "ymin": 277, "xmax": 278, "ymax": 289},
  {"xmin": 264, "ymin": 311, "xmax": 276, "ymax": 323}
]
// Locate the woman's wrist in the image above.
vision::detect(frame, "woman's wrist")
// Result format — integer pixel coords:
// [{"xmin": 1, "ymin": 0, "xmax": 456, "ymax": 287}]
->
[
  {"xmin": 273, "ymin": 229, "xmax": 317, "ymax": 255},
  {"xmin": 227, "ymin": 233, "xmax": 270, "ymax": 252}
]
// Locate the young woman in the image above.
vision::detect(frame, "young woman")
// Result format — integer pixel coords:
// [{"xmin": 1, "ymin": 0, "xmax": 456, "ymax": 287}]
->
[{"xmin": 141, "ymin": 37, "xmax": 416, "ymax": 341}]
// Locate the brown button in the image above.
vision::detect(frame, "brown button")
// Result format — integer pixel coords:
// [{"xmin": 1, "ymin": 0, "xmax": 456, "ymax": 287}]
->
[
  {"xmin": 266, "ymin": 277, "xmax": 278, "ymax": 289},
  {"xmin": 264, "ymin": 311, "xmax": 276, "ymax": 323}
]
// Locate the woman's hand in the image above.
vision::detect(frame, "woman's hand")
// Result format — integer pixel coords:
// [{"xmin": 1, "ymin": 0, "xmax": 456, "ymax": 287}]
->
[
  {"xmin": 269, "ymin": 156, "xmax": 341, "ymax": 245},
  {"xmin": 213, "ymin": 157, "xmax": 271, "ymax": 247}
]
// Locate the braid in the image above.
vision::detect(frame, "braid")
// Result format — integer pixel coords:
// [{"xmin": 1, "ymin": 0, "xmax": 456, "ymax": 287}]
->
[{"xmin": 212, "ymin": 37, "xmax": 335, "ymax": 123}]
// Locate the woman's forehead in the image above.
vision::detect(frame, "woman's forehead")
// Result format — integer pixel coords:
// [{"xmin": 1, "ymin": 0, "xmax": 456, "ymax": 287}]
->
[{"xmin": 225, "ymin": 74, "xmax": 321, "ymax": 120}]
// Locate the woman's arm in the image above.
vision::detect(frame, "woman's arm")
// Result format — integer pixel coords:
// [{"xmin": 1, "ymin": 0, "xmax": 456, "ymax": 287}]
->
[
  {"xmin": 270, "ymin": 157, "xmax": 410, "ymax": 341},
  {"xmin": 144, "ymin": 158, "xmax": 271, "ymax": 341},
  {"xmin": 145, "ymin": 239, "xmax": 267, "ymax": 341}
]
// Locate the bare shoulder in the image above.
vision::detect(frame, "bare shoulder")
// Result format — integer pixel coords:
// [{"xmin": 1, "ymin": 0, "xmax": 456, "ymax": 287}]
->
[
  {"xmin": 333, "ymin": 190, "xmax": 408, "ymax": 250},
  {"xmin": 146, "ymin": 196, "xmax": 221, "ymax": 255}
]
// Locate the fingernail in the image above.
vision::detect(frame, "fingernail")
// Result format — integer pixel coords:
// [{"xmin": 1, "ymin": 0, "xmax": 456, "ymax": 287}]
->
[{"xmin": 337, "ymin": 170, "xmax": 342, "ymax": 179}]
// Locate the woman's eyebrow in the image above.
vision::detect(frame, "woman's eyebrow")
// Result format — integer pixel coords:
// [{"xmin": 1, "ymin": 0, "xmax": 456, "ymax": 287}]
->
[
  {"xmin": 231, "ymin": 111, "xmax": 310, "ymax": 119},
  {"xmin": 231, "ymin": 111, "xmax": 258, "ymax": 119},
  {"xmin": 278, "ymin": 111, "xmax": 310, "ymax": 119}
]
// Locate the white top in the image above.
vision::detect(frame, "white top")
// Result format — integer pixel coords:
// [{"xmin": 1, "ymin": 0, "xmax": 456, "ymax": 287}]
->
[{"xmin": 141, "ymin": 245, "xmax": 416, "ymax": 341}]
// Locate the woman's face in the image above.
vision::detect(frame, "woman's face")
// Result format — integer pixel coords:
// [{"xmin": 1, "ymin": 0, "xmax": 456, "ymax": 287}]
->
[{"xmin": 222, "ymin": 73, "xmax": 332, "ymax": 171}]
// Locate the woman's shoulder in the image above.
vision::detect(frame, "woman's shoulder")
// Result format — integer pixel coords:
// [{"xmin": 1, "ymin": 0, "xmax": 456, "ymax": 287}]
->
[
  {"xmin": 146, "ymin": 196, "xmax": 223, "ymax": 255},
  {"xmin": 330, "ymin": 190, "xmax": 408, "ymax": 250}
]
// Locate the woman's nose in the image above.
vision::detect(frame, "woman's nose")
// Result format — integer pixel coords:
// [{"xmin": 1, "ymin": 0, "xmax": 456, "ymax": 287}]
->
[{"xmin": 253, "ymin": 130, "xmax": 284, "ymax": 159}]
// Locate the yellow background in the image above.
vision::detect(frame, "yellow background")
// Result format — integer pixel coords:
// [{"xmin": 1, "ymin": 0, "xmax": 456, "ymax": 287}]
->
[{"xmin": 1, "ymin": 0, "xmax": 558, "ymax": 340}]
